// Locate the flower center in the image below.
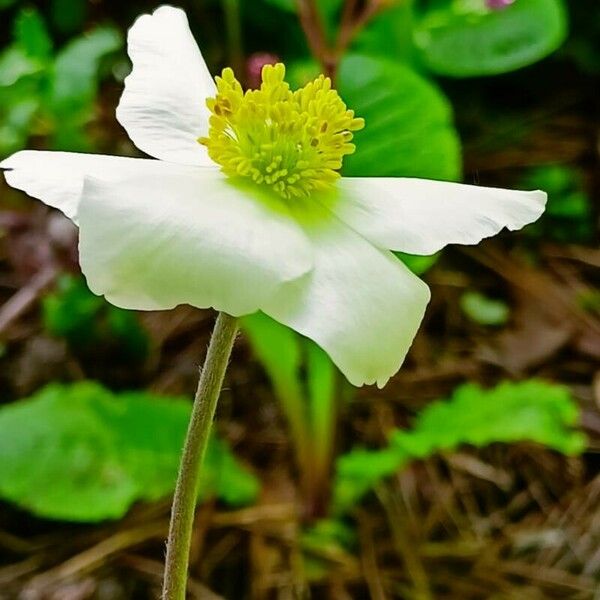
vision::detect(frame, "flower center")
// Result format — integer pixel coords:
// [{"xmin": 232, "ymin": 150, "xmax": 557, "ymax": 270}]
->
[{"xmin": 199, "ymin": 64, "xmax": 364, "ymax": 199}]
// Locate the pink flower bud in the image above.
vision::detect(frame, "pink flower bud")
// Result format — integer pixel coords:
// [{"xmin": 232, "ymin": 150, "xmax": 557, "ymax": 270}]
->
[
  {"xmin": 246, "ymin": 52, "xmax": 280, "ymax": 89},
  {"xmin": 485, "ymin": 0, "xmax": 516, "ymax": 9}
]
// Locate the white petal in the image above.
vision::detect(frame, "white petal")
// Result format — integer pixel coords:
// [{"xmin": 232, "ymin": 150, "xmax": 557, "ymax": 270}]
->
[
  {"xmin": 0, "ymin": 150, "xmax": 196, "ymax": 221},
  {"xmin": 329, "ymin": 178, "xmax": 547, "ymax": 255},
  {"xmin": 116, "ymin": 6, "xmax": 215, "ymax": 166},
  {"xmin": 77, "ymin": 171, "xmax": 313, "ymax": 316},
  {"xmin": 261, "ymin": 208, "xmax": 431, "ymax": 387}
]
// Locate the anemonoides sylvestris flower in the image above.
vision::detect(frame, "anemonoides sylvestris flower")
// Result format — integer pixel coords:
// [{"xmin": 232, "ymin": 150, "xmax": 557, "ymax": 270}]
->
[{"xmin": 0, "ymin": 6, "xmax": 546, "ymax": 387}]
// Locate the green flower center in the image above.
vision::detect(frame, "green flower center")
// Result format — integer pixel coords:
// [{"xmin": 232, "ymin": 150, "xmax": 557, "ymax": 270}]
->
[{"xmin": 199, "ymin": 63, "xmax": 364, "ymax": 199}]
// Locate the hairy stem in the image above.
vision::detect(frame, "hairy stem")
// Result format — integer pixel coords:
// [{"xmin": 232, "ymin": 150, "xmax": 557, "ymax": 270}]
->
[{"xmin": 162, "ymin": 312, "xmax": 239, "ymax": 600}]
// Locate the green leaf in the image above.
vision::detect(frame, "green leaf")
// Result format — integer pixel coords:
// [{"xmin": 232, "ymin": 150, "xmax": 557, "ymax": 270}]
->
[
  {"xmin": 0, "ymin": 383, "xmax": 259, "ymax": 521},
  {"xmin": 206, "ymin": 436, "xmax": 261, "ymax": 506},
  {"xmin": 14, "ymin": 8, "xmax": 53, "ymax": 61},
  {"xmin": 242, "ymin": 312, "xmax": 311, "ymax": 454},
  {"xmin": 333, "ymin": 380, "xmax": 585, "ymax": 513},
  {"xmin": 242, "ymin": 312, "xmax": 304, "ymax": 413},
  {"xmin": 306, "ymin": 341, "xmax": 336, "ymax": 444},
  {"xmin": 352, "ymin": 3, "xmax": 415, "ymax": 62},
  {"xmin": 460, "ymin": 291, "xmax": 510, "ymax": 325},
  {"xmin": 242, "ymin": 313, "xmax": 340, "ymax": 479},
  {"xmin": 338, "ymin": 54, "xmax": 461, "ymax": 181},
  {"xmin": 414, "ymin": 0, "xmax": 568, "ymax": 77},
  {"xmin": 50, "ymin": 26, "xmax": 122, "ymax": 113},
  {"xmin": 302, "ymin": 518, "xmax": 356, "ymax": 551},
  {"xmin": 0, "ymin": 96, "xmax": 39, "ymax": 155},
  {"xmin": 306, "ymin": 340, "xmax": 337, "ymax": 474},
  {"xmin": 0, "ymin": 47, "xmax": 43, "ymax": 87},
  {"xmin": 46, "ymin": 26, "xmax": 121, "ymax": 150},
  {"xmin": 0, "ymin": 33, "xmax": 43, "ymax": 153},
  {"xmin": 396, "ymin": 252, "xmax": 440, "ymax": 276},
  {"xmin": 399, "ymin": 380, "xmax": 584, "ymax": 454},
  {"xmin": 286, "ymin": 58, "xmax": 321, "ymax": 89},
  {"xmin": 302, "ymin": 518, "xmax": 356, "ymax": 579},
  {"xmin": 334, "ymin": 447, "xmax": 405, "ymax": 514},
  {"xmin": 43, "ymin": 275, "xmax": 104, "ymax": 341}
]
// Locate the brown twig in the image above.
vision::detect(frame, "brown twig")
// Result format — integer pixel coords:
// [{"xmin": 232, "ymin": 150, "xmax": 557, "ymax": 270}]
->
[
  {"xmin": 335, "ymin": 0, "xmax": 385, "ymax": 58},
  {"xmin": 23, "ymin": 521, "xmax": 167, "ymax": 592},
  {"xmin": 357, "ymin": 510, "xmax": 388, "ymax": 600},
  {"xmin": 377, "ymin": 485, "xmax": 433, "ymax": 599},
  {"xmin": 296, "ymin": 0, "xmax": 388, "ymax": 79},
  {"xmin": 120, "ymin": 554, "xmax": 225, "ymax": 600},
  {"xmin": 0, "ymin": 266, "xmax": 55, "ymax": 336},
  {"xmin": 296, "ymin": 0, "xmax": 332, "ymax": 75}
]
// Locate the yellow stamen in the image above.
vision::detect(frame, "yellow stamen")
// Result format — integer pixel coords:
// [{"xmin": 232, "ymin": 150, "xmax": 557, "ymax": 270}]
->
[{"xmin": 199, "ymin": 63, "xmax": 364, "ymax": 199}]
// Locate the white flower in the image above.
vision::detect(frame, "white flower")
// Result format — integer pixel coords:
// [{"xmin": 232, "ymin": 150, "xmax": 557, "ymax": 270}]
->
[{"xmin": 0, "ymin": 6, "xmax": 546, "ymax": 388}]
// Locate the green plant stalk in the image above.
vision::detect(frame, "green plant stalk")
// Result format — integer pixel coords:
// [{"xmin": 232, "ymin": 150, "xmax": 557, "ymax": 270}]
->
[
  {"xmin": 222, "ymin": 0, "xmax": 243, "ymax": 80},
  {"xmin": 275, "ymin": 382, "xmax": 312, "ymax": 501},
  {"xmin": 162, "ymin": 312, "xmax": 239, "ymax": 600},
  {"xmin": 306, "ymin": 344, "xmax": 337, "ymax": 517}
]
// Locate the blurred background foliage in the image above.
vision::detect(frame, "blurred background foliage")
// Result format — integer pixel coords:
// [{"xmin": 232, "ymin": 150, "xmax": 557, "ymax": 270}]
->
[{"xmin": 0, "ymin": 0, "xmax": 599, "ymax": 597}]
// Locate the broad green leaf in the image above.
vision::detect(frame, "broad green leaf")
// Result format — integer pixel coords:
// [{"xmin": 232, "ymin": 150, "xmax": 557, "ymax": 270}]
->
[
  {"xmin": 0, "ymin": 383, "xmax": 259, "ymax": 521},
  {"xmin": 206, "ymin": 436, "xmax": 261, "ymax": 506},
  {"xmin": 398, "ymin": 380, "xmax": 584, "ymax": 454},
  {"xmin": 286, "ymin": 58, "xmax": 321, "ymax": 89},
  {"xmin": 333, "ymin": 380, "xmax": 585, "ymax": 512},
  {"xmin": 338, "ymin": 54, "xmax": 461, "ymax": 181},
  {"xmin": 14, "ymin": 8, "xmax": 53, "ymax": 61},
  {"xmin": 50, "ymin": 26, "xmax": 122, "ymax": 112},
  {"xmin": 460, "ymin": 291, "xmax": 510, "ymax": 326},
  {"xmin": 352, "ymin": 3, "xmax": 415, "ymax": 62},
  {"xmin": 414, "ymin": 0, "xmax": 568, "ymax": 77}
]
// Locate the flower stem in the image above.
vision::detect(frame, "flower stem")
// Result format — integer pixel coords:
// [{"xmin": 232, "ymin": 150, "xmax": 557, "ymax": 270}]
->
[{"xmin": 162, "ymin": 312, "xmax": 239, "ymax": 600}]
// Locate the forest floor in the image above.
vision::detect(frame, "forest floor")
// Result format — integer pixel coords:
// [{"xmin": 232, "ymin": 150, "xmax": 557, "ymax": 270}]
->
[{"xmin": 0, "ymin": 56, "xmax": 599, "ymax": 600}]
